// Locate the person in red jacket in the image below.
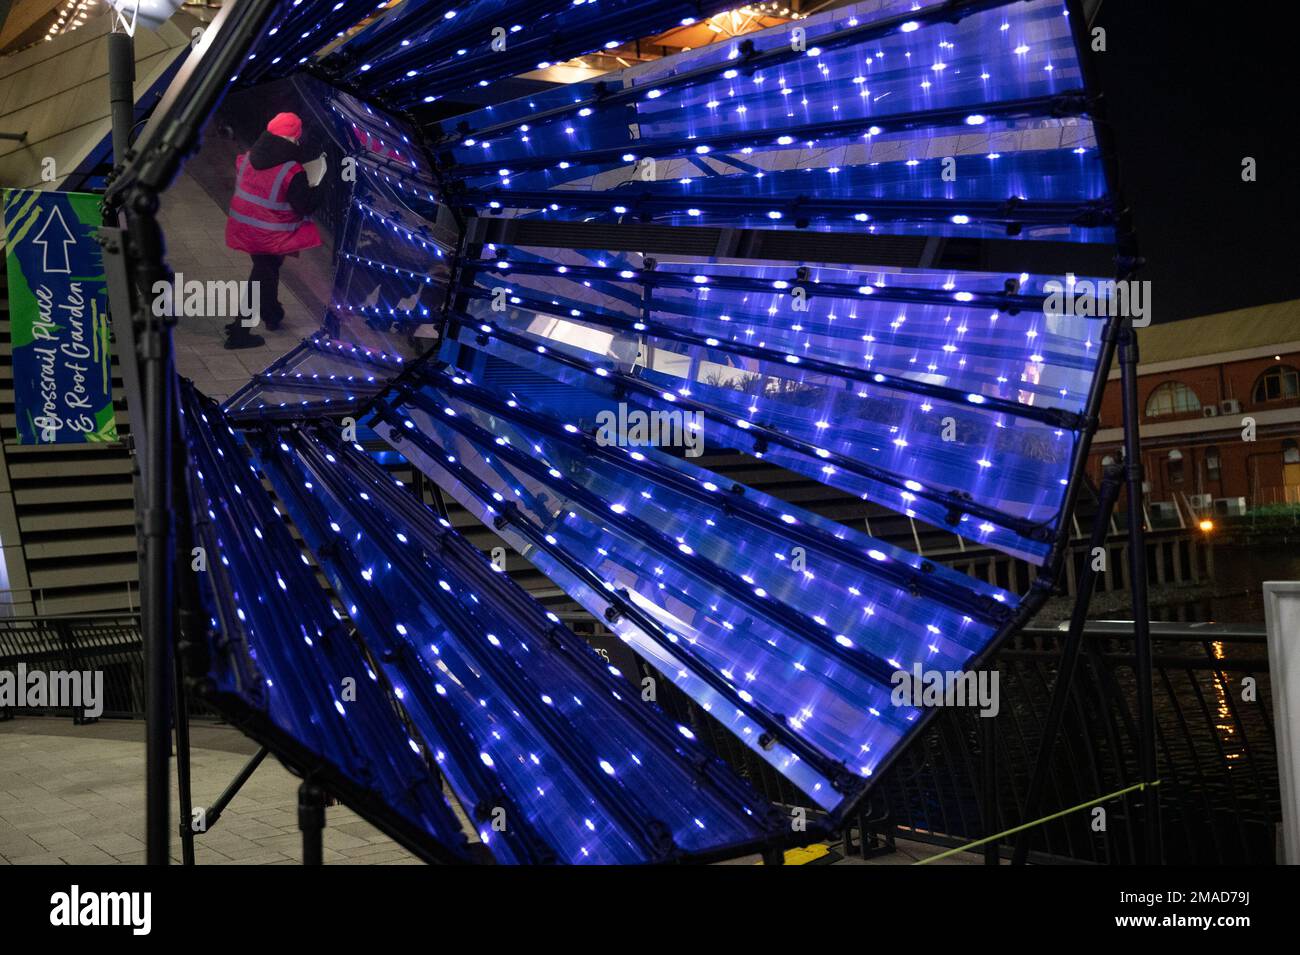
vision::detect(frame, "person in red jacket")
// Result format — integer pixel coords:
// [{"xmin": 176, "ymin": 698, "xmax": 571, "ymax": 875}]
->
[{"xmin": 223, "ymin": 111, "xmax": 323, "ymax": 349}]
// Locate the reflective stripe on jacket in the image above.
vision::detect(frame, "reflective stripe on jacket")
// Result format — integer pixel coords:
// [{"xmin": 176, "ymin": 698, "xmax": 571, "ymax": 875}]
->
[{"xmin": 224, "ymin": 153, "xmax": 322, "ymax": 255}]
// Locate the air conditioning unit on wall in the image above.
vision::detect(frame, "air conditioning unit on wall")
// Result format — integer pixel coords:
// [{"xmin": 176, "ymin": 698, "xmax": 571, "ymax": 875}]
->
[
  {"xmin": 1221, "ymin": 398, "xmax": 1242, "ymax": 414},
  {"xmin": 1202, "ymin": 405, "xmax": 1219, "ymax": 417}
]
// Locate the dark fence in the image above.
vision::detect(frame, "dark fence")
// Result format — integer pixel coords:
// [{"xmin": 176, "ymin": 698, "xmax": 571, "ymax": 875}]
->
[
  {"xmin": 4, "ymin": 610, "xmax": 1280, "ymax": 864},
  {"xmin": 649, "ymin": 622, "xmax": 1281, "ymax": 865},
  {"xmin": 0, "ymin": 614, "xmax": 145, "ymax": 720}
]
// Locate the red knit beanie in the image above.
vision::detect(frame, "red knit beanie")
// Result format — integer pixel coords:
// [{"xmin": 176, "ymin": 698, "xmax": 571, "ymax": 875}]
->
[{"xmin": 266, "ymin": 112, "xmax": 302, "ymax": 140}]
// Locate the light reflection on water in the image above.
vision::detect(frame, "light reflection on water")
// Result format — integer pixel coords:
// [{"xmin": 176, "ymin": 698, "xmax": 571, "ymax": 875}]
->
[
  {"xmin": 1148, "ymin": 542, "xmax": 1293, "ymax": 768},
  {"xmin": 1209, "ymin": 640, "xmax": 1240, "ymax": 764}
]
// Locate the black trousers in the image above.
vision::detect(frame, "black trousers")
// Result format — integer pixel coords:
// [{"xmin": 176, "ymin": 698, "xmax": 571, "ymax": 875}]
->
[{"xmin": 248, "ymin": 253, "xmax": 285, "ymax": 329}]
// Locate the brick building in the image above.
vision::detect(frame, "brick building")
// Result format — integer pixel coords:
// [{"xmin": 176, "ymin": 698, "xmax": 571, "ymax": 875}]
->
[{"xmin": 1088, "ymin": 299, "xmax": 1300, "ymax": 520}]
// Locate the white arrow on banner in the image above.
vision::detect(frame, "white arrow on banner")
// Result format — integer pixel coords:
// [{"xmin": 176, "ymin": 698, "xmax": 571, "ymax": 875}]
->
[{"xmin": 33, "ymin": 205, "xmax": 76, "ymax": 274}]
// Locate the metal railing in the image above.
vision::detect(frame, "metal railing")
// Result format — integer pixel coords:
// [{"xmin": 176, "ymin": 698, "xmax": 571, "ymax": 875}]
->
[
  {"xmin": 3, "ymin": 608, "xmax": 1280, "ymax": 863},
  {"xmin": 650, "ymin": 620, "xmax": 1280, "ymax": 865},
  {"xmin": 0, "ymin": 583, "xmax": 139, "ymax": 617},
  {"xmin": 0, "ymin": 613, "xmax": 145, "ymax": 721}
]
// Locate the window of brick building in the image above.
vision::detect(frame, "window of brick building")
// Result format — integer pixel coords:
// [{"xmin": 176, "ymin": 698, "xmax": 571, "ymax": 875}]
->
[
  {"xmin": 1253, "ymin": 364, "xmax": 1299, "ymax": 403},
  {"xmin": 1145, "ymin": 381, "xmax": 1201, "ymax": 417},
  {"xmin": 1167, "ymin": 449, "xmax": 1185, "ymax": 485},
  {"xmin": 1205, "ymin": 447, "xmax": 1221, "ymax": 481}
]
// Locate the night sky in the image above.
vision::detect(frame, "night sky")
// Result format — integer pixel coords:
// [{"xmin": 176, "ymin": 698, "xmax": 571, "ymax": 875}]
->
[{"xmin": 1091, "ymin": 1, "xmax": 1299, "ymax": 322}]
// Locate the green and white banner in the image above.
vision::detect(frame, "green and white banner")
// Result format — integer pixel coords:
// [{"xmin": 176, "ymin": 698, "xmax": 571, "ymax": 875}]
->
[{"xmin": 2, "ymin": 189, "xmax": 117, "ymax": 444}]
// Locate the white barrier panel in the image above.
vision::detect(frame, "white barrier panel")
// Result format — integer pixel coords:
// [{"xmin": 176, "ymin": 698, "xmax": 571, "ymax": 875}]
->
[{"xmin": 1264, "ymin": 581, "xmax": 1300, "ymax": 864}]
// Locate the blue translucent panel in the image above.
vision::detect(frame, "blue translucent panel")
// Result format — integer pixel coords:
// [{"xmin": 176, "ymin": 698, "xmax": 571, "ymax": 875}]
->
[
  {"xmin": 222, "ymin": 335, "xmax": 398, "ymax": 420},
  {"xmin": 320, "ymin": 90, "xmax": 454, "ymax": 357},
  {"xmin": 329, "ymin": 198, "xmax": 453, "ymax": 333},
  {"xmin": 254, "ymin": 425, "xmax": 790, "ymax": 862},
  {"xmin": 471, "ymin": 145, "xmax": 1109, "ymax": 243},
  {"xmin": 370, "ymin": 367, "xmax": 1019, "ymax": 813},
  {"xmin": 334, "ymin": 0, "xmax": 583, "ymax": 85},
  {"xmin": 328, "ymin": 0, "xmax": 742, "ymax": 105},
  {"xmin": 434, "ymin": 0, "xmax": 949, "ymax": 135},
  {"xmin": 452, "ymin": 245, "xmax": 1112, "ymax": 561},
  {"xmin": 180, "ymin": 383, "xmax": 472, "ymax": 862},
  {"xmin": 239, "ymin": 0, "xmax": 381, "ymax": 84},
  {"xmin": 440, "ymin": 0, "xmax": 1104, "ymax": 241}
]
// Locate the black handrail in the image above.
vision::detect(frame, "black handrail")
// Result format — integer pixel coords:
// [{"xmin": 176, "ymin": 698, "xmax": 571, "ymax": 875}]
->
[{"xmin": 0, "ymin": 613, "xmax": 215, "ymax": 722}]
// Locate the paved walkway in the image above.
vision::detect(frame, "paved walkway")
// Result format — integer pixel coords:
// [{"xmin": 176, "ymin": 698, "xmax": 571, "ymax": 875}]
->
[
  {"xmin": 0, "ymin": 718, "xmax": 418, "ymax": 865},
  {"xmin": 0, "ymin": 717, "xmax": 976, "ymax": 866}
]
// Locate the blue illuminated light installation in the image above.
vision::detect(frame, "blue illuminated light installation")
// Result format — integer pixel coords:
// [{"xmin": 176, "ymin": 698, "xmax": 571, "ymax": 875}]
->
[
  {"xmin": 250, "ymin": 424, "xmax": 792, "ymax": 863},
  {"xmin": 435, "ymin": 0, "xmax": 1108, "ymax": 243},
  {"xmin": 167, "ymin": 0, "xmax": 1123, "ymax": 860},
  {"xmin": 180, "ymin": 384, "xmax": 473, "ymax": 863}
]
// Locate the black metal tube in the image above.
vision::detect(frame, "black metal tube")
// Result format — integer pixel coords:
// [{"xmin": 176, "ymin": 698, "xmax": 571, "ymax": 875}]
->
[
  {"xmin": 299, "ymin": 781, "xmax": 326, "ymax": 865},
  {"xmin": 123, "ymin": 187, "xmax": 175, "ymax": 867},
  {"xmin": 142, "ymin": 342, "xmax": 173, "ymax": 867},
  {"xmin": 205, "ymin": 747, "xmax": 270, "ymax": 829},
  {"xmin": 1012, "ymin": 464, "xmax": 1123, "ymax": 864},
  {"xmin": 173, "ymin": 646, "xmax": 195, "ymax": 866},
  {"xmin": 982, "ymin": 714, "xmax": 999, "ymax": 865},
  {"xmin": 107, "ymin": 31, "xmax": 135, "ymax": 169},
  {"xmin": 1119, "ymin": 321, "xmax": 1160, "ymax": 863},
  {"xmin": 462, "ymin": 189, "xmax": 1106, "ymax": 229}
]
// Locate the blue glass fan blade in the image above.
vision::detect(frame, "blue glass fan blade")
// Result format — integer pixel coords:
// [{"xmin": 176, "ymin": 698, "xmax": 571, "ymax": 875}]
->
[
  {"xmin": 448, "ymin": 249, "xmax": 1111, "ymax": 562},
  {"xmin": 370, "ymin": 365, "xmax": 1023, "ymax": 812},
  {"xmin": 252, "ymin": 425, "xmax": 794, "ymax": 862},
  {"xmin": 179, "ymin": 383, "xmax": 473, "ymax": 862},
  {"xmin": 439, "ymin": 0, "xmax": 1110, "ymax": 242}
]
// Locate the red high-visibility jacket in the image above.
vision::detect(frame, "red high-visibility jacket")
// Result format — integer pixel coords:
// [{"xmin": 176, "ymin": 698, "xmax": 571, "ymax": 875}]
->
[{"xmin": 224, "ymin": 153, "xmax": 322, "ymax": 255}]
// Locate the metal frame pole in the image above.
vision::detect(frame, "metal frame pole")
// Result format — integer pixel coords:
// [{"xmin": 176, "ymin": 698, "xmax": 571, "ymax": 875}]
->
[
  {"xmin": 299, "ymin": 781, "xmax": 327, "ymax": 865},
  {"xmin": 981, "ymin": 712, "xmax": 999, "ymax": 865},
  {"xmin": 141, "ymin": 251, "xmax": 175, "ymax": 866},
  {"xmin": 203, "ymin": 747, "xmax": 270, "ymax": 831},
  {"xmin": 1012, "ymin": 463, "xmax": 1124, "ymax": 864},
  {"xmin": 1119, "ymin": 320, "xmax": 1161, "ymax": 863},
  {"xmin": 173, "ymin": 646, "xmax": 195, "ymax": 866},
  {"xmin": 107, "ymin": 29, "xmax": 135, "ymax": 169},
  {"xmin": 121, "ymin": 188, "xmax": 176, "ymax": 866}
]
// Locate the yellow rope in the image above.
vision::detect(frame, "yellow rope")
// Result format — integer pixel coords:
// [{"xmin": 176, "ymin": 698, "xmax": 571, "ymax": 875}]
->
[{"xmin": 914, "ymin": 779, "xmax": 1162, "ymax": 865}]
